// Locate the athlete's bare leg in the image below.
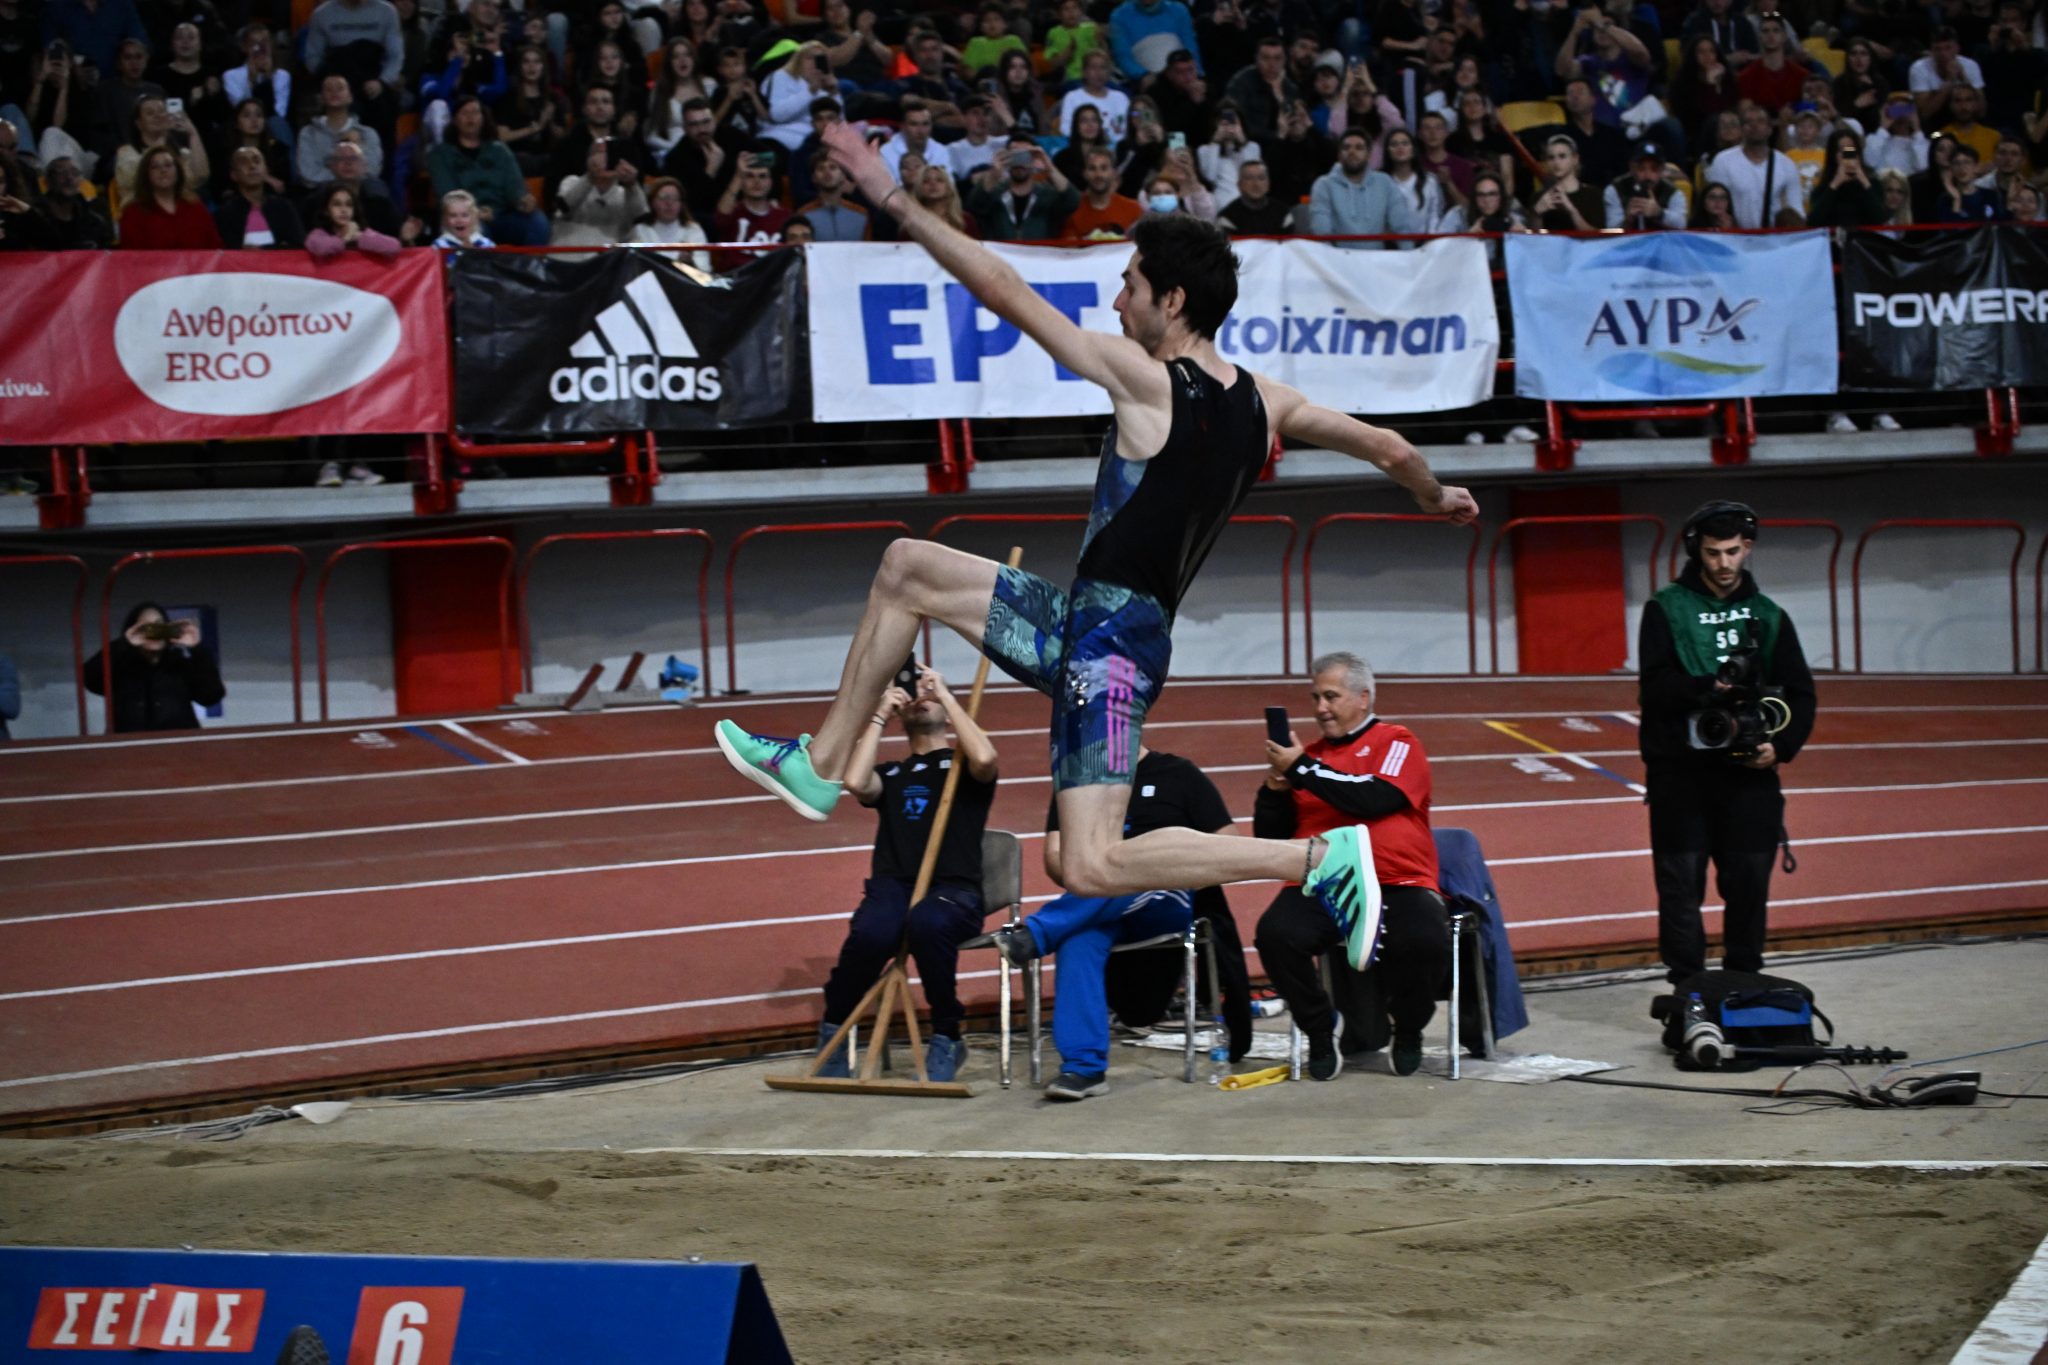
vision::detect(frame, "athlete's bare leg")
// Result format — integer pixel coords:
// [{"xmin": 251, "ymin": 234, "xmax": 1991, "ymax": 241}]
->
[
  {"xmin": 1052, "ymin": 783, "xmax": 1316, "ymax": 898},
  {"xmin": 806, "ymin": 540, "xmax": 1003, "ymax": 782}
]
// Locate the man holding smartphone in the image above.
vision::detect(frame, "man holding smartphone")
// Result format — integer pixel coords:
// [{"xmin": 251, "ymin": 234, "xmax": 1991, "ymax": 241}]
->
[{"xmin": 1252, "ymin": 652, "xmax": 1448, "ymax": 1081}]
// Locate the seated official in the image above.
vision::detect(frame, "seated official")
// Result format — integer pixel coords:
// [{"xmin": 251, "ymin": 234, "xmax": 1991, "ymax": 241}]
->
[
  {"xmin": 1253, "ymin": 651, "xmax": 1449, "ymax": 1080},
  {"xmin": 813, "ymin": 665, "xmax": 998, "ymax": 1083},
  {"xmin": 82, "ymin": 601, "xmax": 226, "ymax": 733},
  {"xmin": 970, "ymin": 746, "xmax": 1243, "ymax": 1102}
]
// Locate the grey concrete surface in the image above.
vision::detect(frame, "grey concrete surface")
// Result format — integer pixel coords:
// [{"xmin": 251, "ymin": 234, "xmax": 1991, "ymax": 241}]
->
[{"xmin": 247, "ymin": 937, "xmax": 2048, "ymax": 1165}]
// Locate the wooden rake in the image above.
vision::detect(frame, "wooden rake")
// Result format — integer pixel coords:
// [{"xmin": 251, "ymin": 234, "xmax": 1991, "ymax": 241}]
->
[{"xmin": 764, "ymin": 547, "xmax": 1023, "ymax": 1099}]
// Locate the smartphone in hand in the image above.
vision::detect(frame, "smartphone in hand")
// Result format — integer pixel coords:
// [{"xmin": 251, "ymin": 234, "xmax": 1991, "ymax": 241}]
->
[{"xmin": 1265, "ymin": 706, "xmax": 1291, "ymax": 746}]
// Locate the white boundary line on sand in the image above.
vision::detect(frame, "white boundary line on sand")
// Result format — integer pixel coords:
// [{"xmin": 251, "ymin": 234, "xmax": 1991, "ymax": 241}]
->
[
  {"xmin": 620, "ymin": 1147, "xmax": 2048, "ymax": 1172},
  {"xmin": 1952, "ymin": 1232, "xmax": 2048, "ymax": 1364}
]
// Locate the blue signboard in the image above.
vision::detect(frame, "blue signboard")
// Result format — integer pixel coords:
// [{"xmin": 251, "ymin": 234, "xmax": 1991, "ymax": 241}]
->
[{"xmin": 0, "ymin": 1246, "xmax": 789, "ymax": 1363}]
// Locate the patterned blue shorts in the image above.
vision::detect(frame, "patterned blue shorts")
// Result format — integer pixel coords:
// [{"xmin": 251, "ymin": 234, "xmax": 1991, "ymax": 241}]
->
[{"xmin": 981, "ymin": 566, "xmax": 1172, "ymax": 792}]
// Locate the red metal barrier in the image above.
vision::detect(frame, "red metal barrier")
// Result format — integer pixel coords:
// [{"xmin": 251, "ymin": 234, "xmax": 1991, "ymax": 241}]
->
[
  {"xmin": 518, "ymin": 529, "xmax": 715, "ymax": 692},
  {"xmin": 922, "ymin": 513, "xmax": 1299, "ymax": 673},
  {"xmin": 723, "ymin": 521, "xmax": 915, "ymax": 694},
  {"xmin": 1303, "ymin": 514, "xmax": 1479, "ymax": 676},
  {"xmin": 1851, "ymin": 519, "xmax": 2026, "ymax": 674},
  {"xmin": 316, "ymin": 537, "xmax": 517, "ymax": 721},
  {"xmin": 1665, "ymin": 519, "xmax": 1844, "ymax": 672},
  {"xmin": 442, "ymin": 430, "xmax": 659, "ymax": 509},
  {"xmin": 0, "ymin": 554, "xmax": 89, "ymax": 734},
  {"xmin": 102, "ymin": 547, "xmax": 311, "ymax": 732},
  {"xmin": 1488, "ymin": 515, "xmax": 1667, "ymax": 674},
  {"xmin": 2036, "ymin": 537, "xmax": 2048, "ymax": 674}
]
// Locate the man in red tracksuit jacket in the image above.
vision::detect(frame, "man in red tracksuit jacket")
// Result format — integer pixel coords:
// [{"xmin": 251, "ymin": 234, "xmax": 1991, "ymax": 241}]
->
[{"xmin": 1254, "ymin": 650, "xmax": 1450, "ymax": 1082}]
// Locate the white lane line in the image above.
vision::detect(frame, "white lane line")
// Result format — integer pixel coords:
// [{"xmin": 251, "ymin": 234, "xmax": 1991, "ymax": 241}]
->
[
  {"xmin": 1486, "ymin": 825, "xmax": 2048, "ymax": 869},
  {"xmin": 0, "ymin": 963, "xmax": 1010, "ymax": 1092},
  {"xmin": 1509, "ymin": 878, "xmax": 2048, "ymax": 930},
  {"xmin": 441, "ymin": 721, "xmax": 530, "ymax": 765},
  {"xmin": 621, "ymin": 1148, "xmax": 2046, "ymax": 1172},
  {"xmin": 0, "ymin": 910, "xmax": 856, "ymax": 1002},
  {"xmin": 5, "ymin": 779, "xmax": 2041, "ymax": 930},
  {"xmin": 1952, "ymin": 1232, "xmax": 2048, "ymax": 1364}
]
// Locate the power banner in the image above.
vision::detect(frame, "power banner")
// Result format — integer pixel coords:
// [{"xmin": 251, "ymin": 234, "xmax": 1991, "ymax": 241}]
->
[
  {"xmin": 452, "ymin": 247, "xmax": 803, "ymax": 436},
  {"xmin": 806, "ymin": 237, "xmax": 1500, "ymax": 422},
  {"xmin": 0, "ymin": 251, "xmax": 447, "ymax": 443},
  {"xmin": 1839, "ymin": 225, "xmax": 2048, "ymax": 390},
  {"xmin": 1, "ymin": 1245, "xmax": 791, "ymax": 1363},
  {"xmin": 1506, "ymin": 231, "xmax": 1839, "ymax": 400}
]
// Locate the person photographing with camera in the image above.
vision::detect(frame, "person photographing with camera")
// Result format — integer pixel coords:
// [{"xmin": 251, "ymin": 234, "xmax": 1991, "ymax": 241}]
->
[
  {"xmin": 1639, "ymin": 502, "xmax": 1817, "ymax": 984},
  {"xmin": 82, "ymin": 602, "xmax": 226, "ymax": 734}
]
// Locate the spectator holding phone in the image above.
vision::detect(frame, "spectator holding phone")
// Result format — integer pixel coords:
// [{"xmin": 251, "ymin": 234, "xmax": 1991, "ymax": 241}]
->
[
  {"xmin": 1864, "ymin": 96, "xmax": 1928, "ymax": 175},
  {"xmin": 710, "ymin": 147, "xmax": 788, "ymax": 263},
  {"xmin": 1806, "ymin": 127, "xmax": 1887, "ymax": 226},
  {"xmin": 967, "ymin": 137, "xmax": 1078, "ymax": 239},
  {"xmin": 113, "ymin": 93, "xmax": 208, "ymax": 203},
  {"xmin": 552, "ymin": 134, "xmax": 648, "ymax": 246},
  {"xmin": 83, "ymin": 602, "xmax": 225, "ymax": 734},
  {"xmin": 1605, "ymin": 142, "xmax": 1688, "ymax": 229}
]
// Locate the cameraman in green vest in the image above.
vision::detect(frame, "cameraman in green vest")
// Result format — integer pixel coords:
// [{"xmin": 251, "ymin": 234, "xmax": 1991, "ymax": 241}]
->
[{"xmin": 1638, "ymin": 501, "xmax": 1818, "ymax": 983}]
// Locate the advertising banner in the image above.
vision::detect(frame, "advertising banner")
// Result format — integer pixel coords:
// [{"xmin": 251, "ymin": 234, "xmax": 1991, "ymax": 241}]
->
[
  {"xmin": 1505, "ymin": 231, "xmax": 1839, "ymax": 400},
  {"xmin": 1839, "ymin": 225, "xmax": 2048, "ymax": 390},
  {"xmin": 452, "ymin": 247, "xmax": 803, "ymax": 435},
  {"xmin": 0, "ymin": 251, "xmax": 448, "ymax": 444},
  {"xmin": 806, "ymin": 237, "xmax": 1499, "ymax": 422}
]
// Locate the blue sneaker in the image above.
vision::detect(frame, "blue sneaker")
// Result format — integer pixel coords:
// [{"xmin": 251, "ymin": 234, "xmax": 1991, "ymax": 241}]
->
[
  {"xmin": 925, "ymin": 1035, "xmax": 966, "ymax": 1083},
  {"xmin": 713, "ymin": 720, "xmax": 841, "ymax": 822},
  {"xmin": 1303, "ymin": 826, "xmax": 1385, "ymax": 971},
  {"xmin": 815, "ymin": 1020, "xmax": 851, "ymax": 1079}
]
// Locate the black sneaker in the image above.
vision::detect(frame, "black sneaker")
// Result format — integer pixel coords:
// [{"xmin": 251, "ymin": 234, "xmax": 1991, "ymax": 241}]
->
[
  {"xmin": 275, "ymin": 1326, "xmax": 332, "ymax": 1365},
  {"xmin": 961, "ymin": 923, "xmax": 1038, "ymax": 968},
  {"xmin": 1307, "ymin": 1031, "xmax": 1343, "ymax": 1081},
  {"xmin": 1045, "ymin": 1070, "xmax": 1109, "ymax": 1101},
  {"xmin": 1392, "ymin": 1032, "xmax": 1424, "ymax": 1076}
]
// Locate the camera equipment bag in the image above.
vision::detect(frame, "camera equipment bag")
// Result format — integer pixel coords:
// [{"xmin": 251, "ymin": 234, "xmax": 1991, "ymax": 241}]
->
[{"xmin": 1657, "ymin": 969, "xmax": 1832, "ymax": 1052}]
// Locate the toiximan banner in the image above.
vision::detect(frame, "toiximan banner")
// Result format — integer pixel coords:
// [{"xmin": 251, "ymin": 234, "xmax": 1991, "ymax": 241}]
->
[
  {"xmin": 452, "ymin": 247, "xmax": 803, "ymax": 436},
  {"xmin": 0, "ymin": 250, "xmax": 448, "ymax": 443},
  {"xmin": 805, "ymin": 237, "xmax": 1499, "ymax": 422},
  {"xmin": 1839, "ymin": 225, "xmax": 2048, "ymax": 390},
  {"xmin": 1506, "ymin": 230, "xmax": 1839, "ymax": 400}
]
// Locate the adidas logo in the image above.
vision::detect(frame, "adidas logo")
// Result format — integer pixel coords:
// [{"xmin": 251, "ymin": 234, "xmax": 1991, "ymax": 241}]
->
[{"xmin": 549, "ymin": 269, "xmax": 723, "ymax": 405}]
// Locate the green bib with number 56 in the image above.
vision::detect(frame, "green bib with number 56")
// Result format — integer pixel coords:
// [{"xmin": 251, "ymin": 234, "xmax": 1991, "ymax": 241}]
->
[{"xmin": 1653, "ymin": 578, "xmax": 1784, "ymax": 678}]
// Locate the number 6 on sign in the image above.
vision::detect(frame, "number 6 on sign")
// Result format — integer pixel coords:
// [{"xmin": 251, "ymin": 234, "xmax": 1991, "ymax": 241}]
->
[{"xmin": 347, "ymin": 1287, "xmax": 464, "ymax": 1365}]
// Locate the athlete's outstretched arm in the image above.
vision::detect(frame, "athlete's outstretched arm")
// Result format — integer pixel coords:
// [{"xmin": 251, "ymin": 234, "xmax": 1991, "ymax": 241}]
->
[
  {"xmin": 822, "ymin": 121, "xmax": 1163, "ymax": 406},
  {"xmin": 1261, "ymin": 379, "xmax": 1480, "ymax": 523}
]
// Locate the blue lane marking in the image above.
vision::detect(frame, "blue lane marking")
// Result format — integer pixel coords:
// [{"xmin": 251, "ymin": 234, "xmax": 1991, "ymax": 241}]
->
[{"xmin": 403, "ymin": 725, "xmax": 493, "ymax": 766}]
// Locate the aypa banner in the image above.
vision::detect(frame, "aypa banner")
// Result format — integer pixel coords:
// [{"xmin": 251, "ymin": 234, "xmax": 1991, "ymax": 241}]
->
[
  {"xmin": 0, "ymin": 251, "xmax": 448, "ymax": 443},
  {"xmin": 806, "ymin": 237, "xmax": 1498, "ymax": 422},
  {"xmin": 1506, "ymin": 231, "xmax": 1839, "ymax": 400},
  {"xmin": 452, "ymin": 247, "xmax": 803, "ymax": 436},
  {"xmin": 1840, "ymin": 225, "xmax": 2048, "ymax": 390}
]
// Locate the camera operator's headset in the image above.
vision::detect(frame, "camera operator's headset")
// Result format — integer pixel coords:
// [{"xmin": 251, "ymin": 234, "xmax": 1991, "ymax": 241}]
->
[{"xmin": 1681, "ymin": 500, "xmax": 1760, "ymax": 561}]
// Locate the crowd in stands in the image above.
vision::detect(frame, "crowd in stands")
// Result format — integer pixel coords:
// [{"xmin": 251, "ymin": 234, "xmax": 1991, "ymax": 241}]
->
[{"xmin": 1, "ymin": 0, "xmax": 2043, "ymax": 254}]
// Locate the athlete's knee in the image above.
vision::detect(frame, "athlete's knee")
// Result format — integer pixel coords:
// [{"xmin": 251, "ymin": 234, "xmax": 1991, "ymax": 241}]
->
[
  {"xmin": 874, "ymin": 537, "xmax": 938, "ymax": 601},
  {"xmin": 1059, "ymin": 850, "xmax": 1124, "ymax": 900}
]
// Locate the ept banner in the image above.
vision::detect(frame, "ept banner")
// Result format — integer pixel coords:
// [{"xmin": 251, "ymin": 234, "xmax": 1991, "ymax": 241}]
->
[
  {"xmin": 806, "ymin": 237, "xmax": 1498, "ymax": 421},
  {"xmin": 452, "ymin": 246, "xmax": 803, "ymax": 436},
  {"xmin": 1840, "ymin": 225, "xmax": 2048, "ymax": 390},
  {"xmin": 1506, "ymin": 230, "xmax": 1839, "ymax": 400},
  {"xmin": 0, "ymin": 251, "xmax": 448, "ymax": 443}
]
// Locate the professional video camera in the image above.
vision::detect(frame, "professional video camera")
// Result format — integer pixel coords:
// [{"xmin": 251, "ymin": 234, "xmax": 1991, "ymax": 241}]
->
[{"xmin": 1686, "ymin": 646, "xmax": 1792, "ymax": 759}]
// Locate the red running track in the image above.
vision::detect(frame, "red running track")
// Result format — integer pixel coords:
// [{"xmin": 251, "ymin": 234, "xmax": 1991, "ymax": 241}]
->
[{"xmin": 2, "ymin": 674, "xmax": 2046, "ymax": 1121}]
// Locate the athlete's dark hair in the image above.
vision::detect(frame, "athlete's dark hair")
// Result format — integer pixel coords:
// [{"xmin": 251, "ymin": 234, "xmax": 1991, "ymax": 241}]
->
[
  {"xmin": 1130, "ymin": 215, "xmax": 1239, "ymax": 339},
  {"xmin": 1683, "ymin": 500, "xmax": 1759, "ymax": 558}
]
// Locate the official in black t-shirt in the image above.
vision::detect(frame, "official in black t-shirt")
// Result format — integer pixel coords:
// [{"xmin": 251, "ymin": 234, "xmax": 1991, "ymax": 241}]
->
[
  {"xmin": 815, "ymin": 665, "xmax": 998, "ymax": 1084},
  {"xmin": 968, "ymin": 747, "xmax": 1249, "ymax": 1101}
]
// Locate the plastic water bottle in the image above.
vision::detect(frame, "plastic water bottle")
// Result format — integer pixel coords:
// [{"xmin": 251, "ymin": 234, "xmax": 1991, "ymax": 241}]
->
[{"xmin": 1206, "ymin": 1015, "xmax": 1231, "ymax": 1086}]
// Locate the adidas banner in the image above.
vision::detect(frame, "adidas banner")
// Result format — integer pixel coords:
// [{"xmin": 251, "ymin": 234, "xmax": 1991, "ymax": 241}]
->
[
  {"xmin": 805, "ymin": 237, "xmax": 1499, "ymax": 422},
  {"xmin": 452, "ymin": 247, "xmax": 803, "ymax": 436},
  {"xmin": 1839, "ymin": 225, "xmax": 2048, "ymax": 391},
  {"xmin": 1505, "ymin": 230, "xmax": 1839, "ymax": 401}
]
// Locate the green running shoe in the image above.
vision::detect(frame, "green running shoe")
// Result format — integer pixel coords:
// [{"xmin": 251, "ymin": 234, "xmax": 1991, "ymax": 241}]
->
[
  {"xmin": 1303, "ymin": 825, "xmax": 1385, "ymax": 971},
  {"xmin": 713, "ymin": 719, "xmax": 842, "ymax": 822}
]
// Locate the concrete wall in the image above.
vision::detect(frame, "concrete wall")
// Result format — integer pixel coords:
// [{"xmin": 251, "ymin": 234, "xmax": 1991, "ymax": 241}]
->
[{"xmin": 3, "ymin": 457, "xmax": 2043, "ymax": 738}]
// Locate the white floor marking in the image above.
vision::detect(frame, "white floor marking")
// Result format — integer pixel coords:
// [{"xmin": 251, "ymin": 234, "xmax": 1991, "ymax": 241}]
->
[
  {"xmin": 619, "ymin": 1147, "xmax": 2047, "ymax": 1172},
  {"xmin": 440, "ymin": 721, "xmax": 530, "ymax": 765},
  {"xmin": 1951, "ymin": 1232, "xmax": 2048, "ymax": 1364}
]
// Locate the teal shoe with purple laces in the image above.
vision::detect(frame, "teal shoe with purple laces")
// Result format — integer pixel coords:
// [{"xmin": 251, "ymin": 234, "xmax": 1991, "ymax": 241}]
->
[
  {"xmin": 713, "ymin": 720, "xmax": 842, "ymax": 822},
  {"xmin": 1303, "ymin": 825, "xmax": 1386, "ymax": 971}
]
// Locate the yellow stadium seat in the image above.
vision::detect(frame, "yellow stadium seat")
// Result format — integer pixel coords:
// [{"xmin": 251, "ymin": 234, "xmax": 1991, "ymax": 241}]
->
[
  {"xmin": 1664, "ymin": 37, "xmax": 1680, "ymax": 72},
  {"xmin": 1803, "ymin": 36, "xmax": 1845, "ymax": 76},
  {"xmin": 1497, "ymin": 100, "xmax": 1566, "ymax": 134}
]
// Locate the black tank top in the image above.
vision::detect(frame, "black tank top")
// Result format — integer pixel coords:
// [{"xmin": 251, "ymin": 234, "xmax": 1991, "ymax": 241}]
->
[{"xmin": 1074, "ymin": 358, "xmax": 1270, "ymax": 615}]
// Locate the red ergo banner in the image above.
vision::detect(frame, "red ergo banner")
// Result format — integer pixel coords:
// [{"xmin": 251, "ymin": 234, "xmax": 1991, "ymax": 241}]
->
[{"xmin": 0, "ymin": 251, "xmax": 449, "ymax": 444}]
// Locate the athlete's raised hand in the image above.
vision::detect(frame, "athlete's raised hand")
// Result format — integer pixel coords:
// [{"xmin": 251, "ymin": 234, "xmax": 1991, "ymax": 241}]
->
[
  {"xmin": 822, "ymin": 119, "xmax": 894, "ymax": 209},
  {"xmin": 1430, "ymin": 484, "xmax": 1480, "ymax": 524}
]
